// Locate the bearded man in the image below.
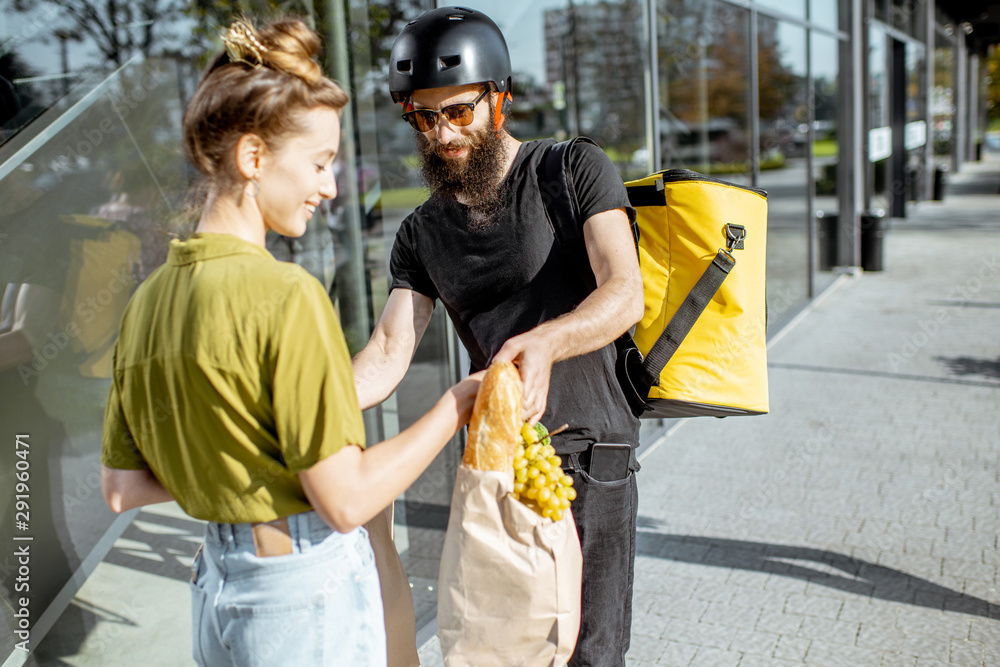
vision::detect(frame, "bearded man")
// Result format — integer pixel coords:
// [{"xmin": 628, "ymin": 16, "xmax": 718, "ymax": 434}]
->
[{"xmin": 352, "ymin": 7, "xmax": 644, "ymax": 666}]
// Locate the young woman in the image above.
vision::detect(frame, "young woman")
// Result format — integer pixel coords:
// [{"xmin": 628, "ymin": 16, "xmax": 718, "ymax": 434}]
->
[{"xmin": 100, "ymin": 17, "xmax": 481, "ymax": 666}]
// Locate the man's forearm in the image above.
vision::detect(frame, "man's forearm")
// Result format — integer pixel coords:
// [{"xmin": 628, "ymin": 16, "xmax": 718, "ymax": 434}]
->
[
  {"xmin": 532, "ymin": 205, "xmax": 644, "ymax": 364},
  {"xmin": 352, "ymin": 288, "xmax": 433, "ymax": 410},
  {"xmin": 535, "ymin": 272, "xmax": 643, "ymax": 363},
  {"xmin": 352, "ymin": 345, "xmax": 407, "ymax": 410}
]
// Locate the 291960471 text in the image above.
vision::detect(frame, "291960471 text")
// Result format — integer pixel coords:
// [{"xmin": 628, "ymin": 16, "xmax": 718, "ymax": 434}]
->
[{"xmin": 12, "ymin": 434, "xmax": 32, "ymax": 652}]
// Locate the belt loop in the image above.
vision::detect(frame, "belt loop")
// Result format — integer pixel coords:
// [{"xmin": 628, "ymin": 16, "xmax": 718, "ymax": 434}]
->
[{"xmin": 293, "ymin": 512, "xmax": 309, "ymax": 553}]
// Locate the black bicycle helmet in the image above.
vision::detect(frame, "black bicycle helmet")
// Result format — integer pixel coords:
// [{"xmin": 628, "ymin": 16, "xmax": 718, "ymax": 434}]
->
[{"xmin": 389, "ymin": 6, "xmax": 512, "ymax": 104}]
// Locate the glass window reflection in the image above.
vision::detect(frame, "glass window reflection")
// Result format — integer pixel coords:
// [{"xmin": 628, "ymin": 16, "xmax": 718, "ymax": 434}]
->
[
  {"xmin": 869, "ymin": 24, "xmax": 890, "ymax": 210},
  {"xmin": 932, "ymin": 40, "xmax": 955, "ymax": 164},
  {"xmin": 756, "ymin": 0, "xmax": 806, "ymax": 21},
  {"xmin": 658, "ymin": 0, "xmax": 752, "ymax": 184},
  {"xmin": 461, "ymin": 0, "xmax": 649, "ymax": 180},
  {"xmin": 812, "ymin": 32, "xmax": 840, "ymax": 290},
  {"xmin": 905, "ymin": 42, "xmax": 927, "ymax": 201},
  {"xmin": 0, "ymin": 58, "xmax": 186, "ymax": 659},
  {"xmin": 757, "ymin": 16, "xmax": 809, "ymax": 322},
  {"xmin": 809, "ymin": 0, "xmax": 839, "ymax": 32}
]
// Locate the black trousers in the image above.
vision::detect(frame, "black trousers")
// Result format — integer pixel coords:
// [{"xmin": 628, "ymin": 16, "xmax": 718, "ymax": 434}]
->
[{"xmin": 564, "ymin": 463, "xmax": 639, "ymax": 667}]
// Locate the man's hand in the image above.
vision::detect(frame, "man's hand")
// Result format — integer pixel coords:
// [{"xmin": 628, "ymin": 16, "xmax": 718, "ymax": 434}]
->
[{"xmin": 493, "ymin": 328, "xmax": 559, "ymax": 425}]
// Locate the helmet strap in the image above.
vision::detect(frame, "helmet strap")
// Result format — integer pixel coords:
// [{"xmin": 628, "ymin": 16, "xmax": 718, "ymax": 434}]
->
[{"xmin": 493, "ymin": 91, "xmax": 512, "ymax": 132}]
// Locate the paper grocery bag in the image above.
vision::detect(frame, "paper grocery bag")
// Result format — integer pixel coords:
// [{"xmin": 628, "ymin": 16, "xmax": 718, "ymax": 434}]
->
[
  {"xmin": 365, "ymin": 503, "xmax": 420, "ymax": 667},
  {"xmin": 437, "ymin": 466, "xmax": 582, "ymax": 667}
]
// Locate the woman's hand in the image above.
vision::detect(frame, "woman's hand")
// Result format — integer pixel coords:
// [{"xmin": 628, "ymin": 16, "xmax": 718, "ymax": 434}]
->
[
  {"xmin": 449, "ymin": 370, "xmax": 487, "ymax": 425},
  {"xmin": 300, "ymin": 369, "xmax": 487, "ymax": 533}
]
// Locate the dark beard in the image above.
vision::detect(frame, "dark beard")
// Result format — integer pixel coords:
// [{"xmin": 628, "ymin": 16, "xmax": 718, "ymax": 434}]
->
[{"xmin": 416, "ymin": 124, "xmax": 508, "ymax": 228}]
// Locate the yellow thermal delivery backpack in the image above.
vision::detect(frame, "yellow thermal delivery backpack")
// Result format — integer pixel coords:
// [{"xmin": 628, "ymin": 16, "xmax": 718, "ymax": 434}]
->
[{"xmin": 542, "ymin": 137, "xmax": 769, "ymax": 418}]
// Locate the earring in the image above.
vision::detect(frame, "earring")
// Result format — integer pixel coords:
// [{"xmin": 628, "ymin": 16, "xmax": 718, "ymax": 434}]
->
[{"xmin": 246, "ymin": 178, "xmax": 260, "ymax": 198}]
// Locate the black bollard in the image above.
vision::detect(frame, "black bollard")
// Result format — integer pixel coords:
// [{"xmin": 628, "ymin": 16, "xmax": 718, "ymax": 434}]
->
[
  {"xmin": 932, "ymin": 165, "xmax": 948, "ymax": 201},
  {"xmin": 860, "ymin": 211, "xmax": 886, "ymax": 272}
]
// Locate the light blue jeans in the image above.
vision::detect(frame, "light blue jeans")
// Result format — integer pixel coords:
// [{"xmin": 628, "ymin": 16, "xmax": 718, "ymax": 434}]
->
[{"xmin": 190, "ymin": 511, "xmax": 386, "ymax": 666}]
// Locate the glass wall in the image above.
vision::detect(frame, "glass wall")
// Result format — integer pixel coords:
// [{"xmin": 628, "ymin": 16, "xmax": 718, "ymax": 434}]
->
[
  {"xmin": 657, "ymin": 1, "xmax": 752, "ymax": 184},
  {"xmin": 811, "ymin": 31, "xmax": 840, "ymax": 291},
  {"xmin": 867, "ymin": 9, "xmax": 929, "ymax": 218},
  {"xmin": 868, "ymin": 23, "xmax": 891, "ymax": 211},
  {"xmin": 875, "ymin": 0, "xmax": 926, "ymax": 40},
  {"xmin": 933, "ymin": 29, "xmax": 957, "ymax": 167},
  {"xmin": 656, "ymin": 0, "xmax": 850, "ymax": 317},
  {"xmin": 336, "ymin": 0, "xmax": 449, "ymax": 630},
  {"xmin": 904, "ymin": 41, "xmax": 927, "ymax": 201},
  {"xmin": 757, "ymin": 15, "xmax": 809, "ymax": 318},
  {"xmin": 0, "ymin": 27, "xmax": 193, "ymax": 663},
  {"xmin": 810, "ymin": 0, "xmax": 840, "ymax": 32},
  {"xmin": 757, "ymin": 0, "xmax": 804, "ymax": 20}
]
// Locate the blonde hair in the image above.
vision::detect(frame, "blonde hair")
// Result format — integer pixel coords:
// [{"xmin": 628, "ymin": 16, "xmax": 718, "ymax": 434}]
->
[{"xmin": 182, "ymin": 17, "xmax": 349, "ymax": 191}]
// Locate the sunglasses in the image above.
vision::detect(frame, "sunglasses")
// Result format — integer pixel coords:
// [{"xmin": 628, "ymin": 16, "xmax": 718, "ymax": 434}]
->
[{"xmin": 401, "ymin": 88, "xmax": 490, "ymax": 132}]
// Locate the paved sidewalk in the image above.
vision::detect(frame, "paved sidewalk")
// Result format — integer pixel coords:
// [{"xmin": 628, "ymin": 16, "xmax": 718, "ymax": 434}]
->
[{"xmin": 420, "ymin": 158, "xmax": 1000, "ymax": 666}]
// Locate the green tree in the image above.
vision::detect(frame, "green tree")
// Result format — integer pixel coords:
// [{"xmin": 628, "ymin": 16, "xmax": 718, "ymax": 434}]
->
[
  {"xmin": 13, "ymin": 0, "xmax": 184, "ymax": 67},
  {"xmin": 183, "ymin": 0, "xmax": 315, "ymax": 60}
]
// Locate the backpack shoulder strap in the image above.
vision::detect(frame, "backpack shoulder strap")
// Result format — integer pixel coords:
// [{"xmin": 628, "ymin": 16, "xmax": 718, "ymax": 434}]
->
[
  {"xmin": 541, "ymin": 137, "xmax": 657, "ymax": 417},
  {"xmin": 540, "ymin": 136, "xmax": 600, "ymax": 257}
]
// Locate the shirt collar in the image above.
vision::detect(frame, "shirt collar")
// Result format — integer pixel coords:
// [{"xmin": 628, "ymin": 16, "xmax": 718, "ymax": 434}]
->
[{"xmin": 168, "ymin": 233, "xmax": 274, "ymax": 266}]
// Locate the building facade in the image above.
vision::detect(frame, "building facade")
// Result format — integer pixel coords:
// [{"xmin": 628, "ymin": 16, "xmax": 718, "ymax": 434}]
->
[{"xmin": 0, "ymin": 0, "xmax": 994, "ymax": 660}]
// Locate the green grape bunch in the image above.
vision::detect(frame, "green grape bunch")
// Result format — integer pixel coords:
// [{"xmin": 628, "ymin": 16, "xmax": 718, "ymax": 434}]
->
[{"xmin": 512, "ymin": 422, "xmax": 576, "ymax": 521}]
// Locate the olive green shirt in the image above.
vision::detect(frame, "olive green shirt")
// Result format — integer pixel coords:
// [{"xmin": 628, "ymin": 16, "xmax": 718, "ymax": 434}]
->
[{"xmin": 101, "ymin": 233, "xmax": 365, "ymax": 523}]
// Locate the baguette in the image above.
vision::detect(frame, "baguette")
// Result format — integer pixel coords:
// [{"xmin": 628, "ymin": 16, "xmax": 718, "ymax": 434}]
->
[{"xmin": 463, "ymin": 361, "xmax": 522, "ymax": 472}]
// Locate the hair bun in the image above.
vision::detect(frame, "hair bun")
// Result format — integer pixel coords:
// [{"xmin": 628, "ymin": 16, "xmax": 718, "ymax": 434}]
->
[{"xmin": 257, "ymin": 18, "xmax": 324, "ymax": 86}]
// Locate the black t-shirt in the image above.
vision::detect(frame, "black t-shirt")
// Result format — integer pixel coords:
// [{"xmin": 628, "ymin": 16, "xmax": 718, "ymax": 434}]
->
[{"xmin": 390, "ymin": 138, "xmax": 639, "ymax": 453}]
